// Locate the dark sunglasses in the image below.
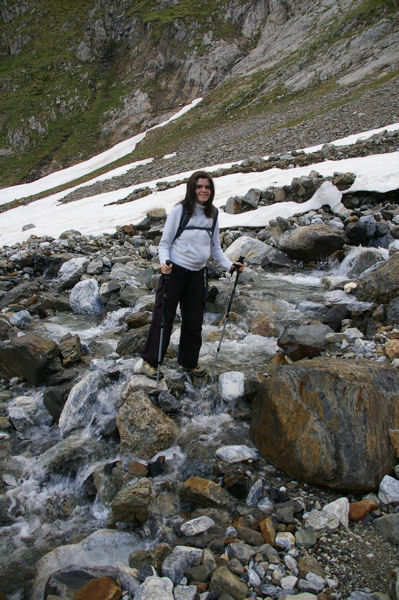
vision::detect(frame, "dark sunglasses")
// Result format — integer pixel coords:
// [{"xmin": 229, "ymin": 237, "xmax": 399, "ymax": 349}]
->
[{"xmin": 195, "ymin": 184, "xmax": 211, "ymax": 190}]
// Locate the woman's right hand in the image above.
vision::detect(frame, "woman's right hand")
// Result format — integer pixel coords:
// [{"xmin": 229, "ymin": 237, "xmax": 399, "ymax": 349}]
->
[{"xmin": 161, "ymin": 262, "xmax": 173, "ymax": 275}]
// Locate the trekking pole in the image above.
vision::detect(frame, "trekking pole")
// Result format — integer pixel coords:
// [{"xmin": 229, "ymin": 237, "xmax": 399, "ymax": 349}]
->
[
  {"xmin": 211, "ymin": 256, "xmax": 245, "ymax": 376},
  {"xmin": 156, "ymin": 260, "xmax": 171, "ymax": 391}
]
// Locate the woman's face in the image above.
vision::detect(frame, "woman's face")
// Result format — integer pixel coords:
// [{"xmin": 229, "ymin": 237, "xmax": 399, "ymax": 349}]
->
[{"xmin": 195, "ymin": 177, "xmax": 212, "ymax": 205}]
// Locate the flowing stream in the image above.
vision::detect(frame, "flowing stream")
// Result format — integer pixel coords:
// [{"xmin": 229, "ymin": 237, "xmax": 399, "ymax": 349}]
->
[{"xmin": 0, "ymin": 247, "xmax": 379, "ymax": 598}]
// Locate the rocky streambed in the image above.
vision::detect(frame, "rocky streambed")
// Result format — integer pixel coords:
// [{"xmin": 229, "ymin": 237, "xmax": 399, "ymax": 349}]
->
[{"xmin": 1, "ymin": 168, "xmax": 399, "ymax": 600}]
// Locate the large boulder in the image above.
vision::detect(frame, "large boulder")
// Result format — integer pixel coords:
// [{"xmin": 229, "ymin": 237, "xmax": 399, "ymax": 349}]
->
[
  {"xmin": 277, "ymin": 224, "xmax": 347, "ymax": 261},
  {"xmin": 116, "ymin": 384, "xmax": 178, "ymax": 459},
  {"xmin": 355, "ymin": 251, "xmax": 399, "ymax": 303},
  {"xmin": 225, "ymin": 236, "xmax": 282, "ymax": 265},
  {"xmin": 277, "ymin": 323, "xmax": 334, "ymax": 360},
  {"xmin": 251, "ymin": 357, "xmax": 399, "ymax": 491},
  {"xmin": 31, "ymin": 529, "xmax": 138, "ymax": 600},
  {"xmin": 69, "ymin": 279, "xmax": 105, "ymax": 315},
  {"xmin": 58, "ymin": 257, "xmax": 90, "ymax": 289},
  {"xmin": 0, "ymin": 333, "xmax": 62, "ymax": 385},
  {"xmin": 58, "ymin": 371, "xmax": 104, "ymax": 438}
]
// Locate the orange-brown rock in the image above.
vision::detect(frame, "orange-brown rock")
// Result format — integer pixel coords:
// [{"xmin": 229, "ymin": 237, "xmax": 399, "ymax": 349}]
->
[
  {"xmin": 349, "ymin": 499, "xmax": 378, "ymax": 521},
  {"xmin": 260, "ymin": 517, "xmax": 276, "ymax": 545},
  {"xmin": 251, "ymin": 357, "xmax": 399, "ymax": 491},
  {"xmin": 250, "ymin": 315, "xmax": 279, "ymax": 337},
  {"xmin": 385, "ymin": 339, "xmax": 399, "ymax": 360},
  {"xmin": 181, "ymin": 477, "xmax": 234, "ymax": 509},
  {"xmin": 127, "ymin": 459, "xmax": 148, "ymax": 477},
  {"xmin": 75, "ymin": 577, "xmax": 122, "ymax": 600}
]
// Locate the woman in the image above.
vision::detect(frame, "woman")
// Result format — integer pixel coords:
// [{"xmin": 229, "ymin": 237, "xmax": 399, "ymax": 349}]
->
[{"xmin": 141, "ymin": 170, "xmax": 244, "ymax": 378}]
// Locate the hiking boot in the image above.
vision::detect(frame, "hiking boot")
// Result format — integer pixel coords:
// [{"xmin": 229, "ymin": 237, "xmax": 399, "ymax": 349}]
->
[
  {"xmin": 184, "ymin": 364, "xmax": 208, "ymax": 377},
  {"xmin": 141, "ymin": 360, "xmax": 163, "ymax": 380}
]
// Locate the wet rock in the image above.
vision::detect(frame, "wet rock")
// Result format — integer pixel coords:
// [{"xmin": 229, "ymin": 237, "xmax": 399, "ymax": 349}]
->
[
  {"xmin": 31, "ymin": 530, "xmax": 137, "ymax": 600},
  {"xmin": 278, "ymin": 323, "xmax": 334, "ymax": 360},
  {"xmin": 209, "ymin": 565, "xmax": 249, "ymax": 599},
  {"xmin": 38, "ymin": 432, "xmax": 111, "ymax": 475},
  {"xmin": 345, "ymin": 249, "xmax": 386, "ymax": 278},
  {"xmin": 218, "ymin": 371, "xmax": 245, "ymax": 401},
  {"xmin": 356, "ymin": 251, "xmax": 399, "ymax": 303},
  {"xmin": 9, "ymin": 309, "xmax": 32, "ymax": 329},
  {"xmin": 0, "ymin": 333, "xmax": 62, "ymax": 385},
  {"xmin": 277, "ymin": 224, "xmax": 347, "ymax": 261},
  {"xmin": 116, "ymin": 326, "xmax": 150, "ymax": 356},
  {"xmin": 59, "ymin": 371, "xmax": 104, "ymax": 438},
  {"xmin": 109, "ymin": 478, "xmax": 152, "ymax": 525},
  {"xmin": 116, "ymin": 385, "xmax": 178, "ymax": 459},
  {"xmin": 58, "ymin": 257, "xmax": 90, "ymax": 289},
  {"xmin": 215, "ymin": 444, "xmax": 258, "ymax": 463},
  {"xmin": 161, "ymin": 545, "xmax": 202, "ymax": 584},
  {"xmin": 251, "ymin": 357, "xmax": 399, "ymax": 490},
  {"xmin": 181, "ymin": 476, "xmax": 234, "ymax": 509},
  {"xmin": 43, "ymin": 386, "xmax": 69, "ymax": 422},
  {"xmin": 8, "ymin": 393, "xmax": 52, "ymax": 431},
  {"xmin": 74, "ymin": 576, "xmax": 122, "ymax": 600},
  {"xmin": 70, "ymin": 279, "xmax": 105, "ymax": 315}
]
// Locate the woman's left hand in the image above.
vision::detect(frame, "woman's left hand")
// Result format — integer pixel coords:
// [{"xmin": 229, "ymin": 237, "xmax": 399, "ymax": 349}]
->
[{"xmin": 230, "ymin": 261, "xmax": 245, "ymax": 273}]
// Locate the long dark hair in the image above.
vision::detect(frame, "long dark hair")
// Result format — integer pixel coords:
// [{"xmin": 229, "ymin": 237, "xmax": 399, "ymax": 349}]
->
[{"xmin": 180, "ymin": 171, "xmax": 215, "ymax": 218}]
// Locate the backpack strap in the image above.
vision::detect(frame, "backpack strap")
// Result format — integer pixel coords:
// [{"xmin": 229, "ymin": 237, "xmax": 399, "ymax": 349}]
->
[
  {"xmin": 172, "ymin": 207, "xmax": 190, "ymax": 243},
  {"xmin": 172, "ymin": 206, "xmax": 219, "ymax": 244}
]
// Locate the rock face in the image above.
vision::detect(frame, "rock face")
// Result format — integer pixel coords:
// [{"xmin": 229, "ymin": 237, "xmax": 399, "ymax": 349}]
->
[
  {"xmin": 0, "ymin": 333, "xmax": 62, "ymax": 385},
  {"xmin": 356, "ymin": 251, "xmax": 399, "ymax": 303},
  {"xmin": 251, "ymin": 357, "xmax": 399, "ymax": 491},
  {"xmin": 277, "ymin": 224, "xmax": 347, "ymax": 261},
  {"xmin": 116, "ymin": 384, "xmax": 178, "ymax": 459}
]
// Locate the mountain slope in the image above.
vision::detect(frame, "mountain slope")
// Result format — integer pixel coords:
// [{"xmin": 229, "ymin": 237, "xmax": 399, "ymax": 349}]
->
[{"xmin": 0, "ymin": 0, "xmax": 398, "ymax": 187}]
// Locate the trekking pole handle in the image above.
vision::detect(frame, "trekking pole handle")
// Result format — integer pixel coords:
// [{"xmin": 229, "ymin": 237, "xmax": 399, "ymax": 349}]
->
[{"xmin": 232, "ymin": 256, "xmax": 245, "ymax": 272}]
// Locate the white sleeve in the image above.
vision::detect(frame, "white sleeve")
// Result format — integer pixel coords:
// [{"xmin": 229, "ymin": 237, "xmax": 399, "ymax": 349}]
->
[
  {"xmin": 158, "ymin": 204, "xmax": 183, "ymax": 265},
  {"xmin": 210, "ymin": 218, "xmax": 233, "ymax": 272}
]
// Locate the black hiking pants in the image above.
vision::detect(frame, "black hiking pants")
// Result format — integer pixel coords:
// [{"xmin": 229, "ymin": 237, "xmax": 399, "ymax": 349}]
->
[{"xmin": 141, "ymin": 263, "xmax": 205, "ymax": 369}]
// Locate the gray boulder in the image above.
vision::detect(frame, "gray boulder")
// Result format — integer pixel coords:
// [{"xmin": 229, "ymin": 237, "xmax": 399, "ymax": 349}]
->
[
  {"xmin": 69, "ymin": 278, "xmax": 105, "ymax": 315},
  {"xmin": 278, "ymin": 323, "xmax": 334, "ymax": 360},
  {"xmin": 277, "ymin": 224, "xmax": 347, "ymax": 261},
  {"xmin": 58, "ymin": 371, "xmax": 104, "ymax": 438},
  {"xmin": 225, "ymin": 235, "xmax": 279, "ymax": 265},
  {"xmin": 58, "ymin": 257, "xmax": 89, "ymax": 289},
  {"xmin": 251, "ymin": 357, "xmax": 399, "ymax": 491}
]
